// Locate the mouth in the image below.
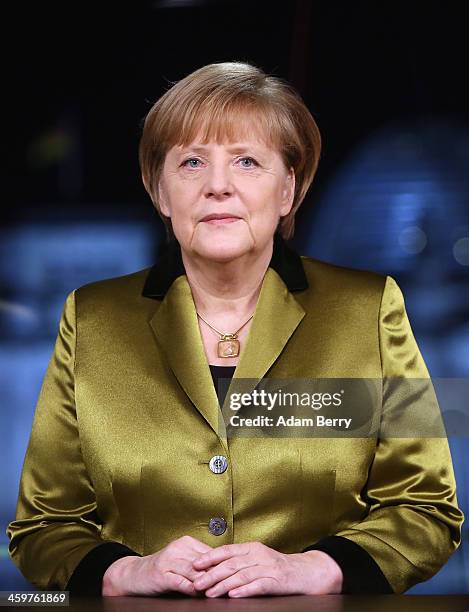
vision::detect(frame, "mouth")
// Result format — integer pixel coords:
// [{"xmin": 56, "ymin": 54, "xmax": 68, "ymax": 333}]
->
[{"xmin": 200, "ymin": 213, "xmax": 242, "ymax": 224}]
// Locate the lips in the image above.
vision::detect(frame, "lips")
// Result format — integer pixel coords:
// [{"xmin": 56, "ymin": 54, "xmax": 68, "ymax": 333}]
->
[{"xmin": 201, "ymin": 213, "xmax": 241, "ymax": 222}]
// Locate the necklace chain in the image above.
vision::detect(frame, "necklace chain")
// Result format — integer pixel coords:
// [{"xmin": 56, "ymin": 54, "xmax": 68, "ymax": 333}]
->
[{"xmin": 196, "ymin": 311, "xmax": 254, "ymax": 339}]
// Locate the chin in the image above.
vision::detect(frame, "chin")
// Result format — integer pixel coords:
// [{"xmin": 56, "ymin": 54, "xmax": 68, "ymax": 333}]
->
[{"xmin": 194, "ymin": 235, "xmax": 253, "ymax": 263}]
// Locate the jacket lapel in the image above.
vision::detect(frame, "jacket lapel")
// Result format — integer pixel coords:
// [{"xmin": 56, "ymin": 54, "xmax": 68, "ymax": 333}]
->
[
  {"xmin": 149, "ymin": 276, "xmax": 223, "ymax": 441},
  {"xmin": 228, "ymin": 267, "xmax": 305, "ymax": 387}
]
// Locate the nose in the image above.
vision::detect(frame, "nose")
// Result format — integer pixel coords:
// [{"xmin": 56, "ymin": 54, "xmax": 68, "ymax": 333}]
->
[{"xmin": 204, "ymin": 160, "xmax": 234, "ymax": 199}]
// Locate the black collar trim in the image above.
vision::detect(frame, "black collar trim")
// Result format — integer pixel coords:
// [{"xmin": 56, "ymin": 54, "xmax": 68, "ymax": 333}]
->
[{"xmin": 141, "ymin": 232, "xmax": 308, "ymax": 299}]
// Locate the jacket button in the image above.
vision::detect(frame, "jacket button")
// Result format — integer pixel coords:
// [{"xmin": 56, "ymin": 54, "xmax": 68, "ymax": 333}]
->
[
  {"xmin": 208, "ymin": 517, "xmax": 227, "ymax": 535},
  {"xmin": 209, "ymin": 455, "xmax": 228, "ymax": 474}
]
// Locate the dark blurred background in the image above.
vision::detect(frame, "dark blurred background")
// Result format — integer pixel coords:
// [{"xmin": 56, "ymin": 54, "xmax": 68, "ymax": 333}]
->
[{"xmin": 1, "ymin": 0, "xmax": 468, "ymax": 593}]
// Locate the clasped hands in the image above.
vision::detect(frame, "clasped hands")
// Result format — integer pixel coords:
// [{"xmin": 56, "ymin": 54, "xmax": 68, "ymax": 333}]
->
[{"xmin": 102, "ymin": 535, "xmax": 343, "ymax": 597}]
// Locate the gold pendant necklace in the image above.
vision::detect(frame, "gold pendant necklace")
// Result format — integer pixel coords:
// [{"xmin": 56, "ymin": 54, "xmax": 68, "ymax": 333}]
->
[{"xmin": 196, "ymin": 311, "xmax": 254, "ymax": 358}]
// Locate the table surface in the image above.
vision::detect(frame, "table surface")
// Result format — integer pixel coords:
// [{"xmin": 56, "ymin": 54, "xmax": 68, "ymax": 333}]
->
[{"xmin": 13, "ymin": 594, "xmax": 469, "ymax": 611}]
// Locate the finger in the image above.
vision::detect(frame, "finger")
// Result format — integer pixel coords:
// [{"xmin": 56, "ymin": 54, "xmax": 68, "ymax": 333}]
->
[
  {"xmin": 171, "ymin": 558, "xmax": 208, "ymax": 583},
  {"xmin": 164, "ymin": 571, "xmax": 199, "ymax": 596},
  {"xmin": 189, "ymin": 569, "xmax": 209, "ymax": 582},
  {"xmin": 228, "ymin": 577, "xmax": 273, "ymax": 598},
  {"xmin": 204, "ymin": 566, "xmax": 262, "ymax": 598},
  {"xmin": 193, "ymin": 557, "xmax": 256, "ymax": 591},
  {"xmin": 193, "ymin": 543, "xmax": 250, "ymax": 569}
]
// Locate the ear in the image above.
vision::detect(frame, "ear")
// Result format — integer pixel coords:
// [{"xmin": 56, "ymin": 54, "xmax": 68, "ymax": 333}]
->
[{"xmin": 279, "ymin": 167, "xmax": 295, "ymax": 217}]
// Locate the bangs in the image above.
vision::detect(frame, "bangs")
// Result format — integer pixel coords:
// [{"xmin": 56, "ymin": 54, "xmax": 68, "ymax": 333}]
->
[{"xmin": 165, "ymin": 95, "xmax": 284, "ymax": 151}]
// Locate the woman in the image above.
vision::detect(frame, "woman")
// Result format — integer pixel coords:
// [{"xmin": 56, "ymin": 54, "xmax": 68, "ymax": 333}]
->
[{"xmin": 7, "ymin": 61, "xmax": 463, "ymax": 598}]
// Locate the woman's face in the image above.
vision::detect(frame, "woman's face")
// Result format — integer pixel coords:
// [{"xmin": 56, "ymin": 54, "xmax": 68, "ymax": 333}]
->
[{"xmin": 157, "ymin": 134, "xmax": 295, "ymax": 262}]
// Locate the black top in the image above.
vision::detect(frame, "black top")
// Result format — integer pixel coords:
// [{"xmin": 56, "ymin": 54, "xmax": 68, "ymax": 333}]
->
[
  {"xmin": 66, "ymin": 363, "xmax": 393, "ymax": 595},
  {"xmin": 209, "ymin": 364, "xmax": 236, "ymax": 406}
]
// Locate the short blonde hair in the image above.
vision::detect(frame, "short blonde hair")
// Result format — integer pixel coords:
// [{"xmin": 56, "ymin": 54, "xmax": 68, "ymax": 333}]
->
[{"xmin": 139, "ymin": 61, "xmax": 322, "ymax": 241}]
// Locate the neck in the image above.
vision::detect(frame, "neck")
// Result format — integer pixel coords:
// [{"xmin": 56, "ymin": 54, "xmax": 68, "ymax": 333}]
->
[{"xmin": 180, "ymin": 241, "xmax": 273, "ymax": 319}]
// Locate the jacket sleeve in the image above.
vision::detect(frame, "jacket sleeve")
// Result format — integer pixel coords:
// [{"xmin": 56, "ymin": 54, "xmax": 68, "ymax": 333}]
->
[
  {"xmin": 304, "ymin": 276, "xmax": 464, "ymax": 594},
  {"xmin": 6, "ymin": 290, "xmax": 139, "ymax": 592}
]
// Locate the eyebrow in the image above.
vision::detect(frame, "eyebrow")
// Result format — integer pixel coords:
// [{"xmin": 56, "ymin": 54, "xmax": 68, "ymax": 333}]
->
[{"xmin": 179, "ymin": 144, "xmax": 265, "ymax": 155}]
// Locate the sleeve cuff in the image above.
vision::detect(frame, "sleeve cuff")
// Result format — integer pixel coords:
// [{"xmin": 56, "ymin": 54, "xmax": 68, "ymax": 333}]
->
[
  {"xmin": 65, "ymin": 541, "xmax": 142, "ymax": 596},
  {"xmin": 302, "ymin": 535, "xmax": 394, "ymax": 594}
]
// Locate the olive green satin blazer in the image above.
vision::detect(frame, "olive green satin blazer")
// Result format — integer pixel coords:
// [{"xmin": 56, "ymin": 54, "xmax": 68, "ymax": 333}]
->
[{"xmin": 7, "ymin": 247, "xmax": 463, "ymax": 594}]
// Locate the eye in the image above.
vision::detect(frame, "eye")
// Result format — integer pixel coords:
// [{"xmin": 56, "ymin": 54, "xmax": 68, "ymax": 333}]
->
[
  {"xmin": 238, "ymin": 157, "xmax": 258, "ymax": 168},
  {"xmin": 181, "ymin": 158, "xmax": 202, "ymax": 168}
]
